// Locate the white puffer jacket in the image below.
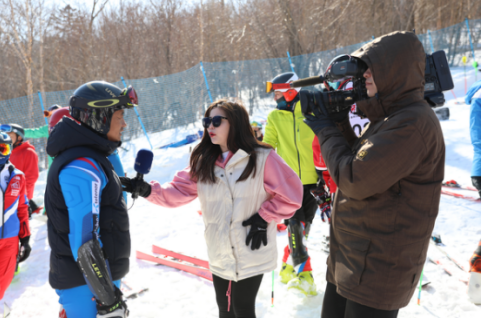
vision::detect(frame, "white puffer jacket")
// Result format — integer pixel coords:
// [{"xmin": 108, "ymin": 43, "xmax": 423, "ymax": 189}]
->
[{"xmin": 197, "ymin": 148, "xmax": 277, "ymax": 281}]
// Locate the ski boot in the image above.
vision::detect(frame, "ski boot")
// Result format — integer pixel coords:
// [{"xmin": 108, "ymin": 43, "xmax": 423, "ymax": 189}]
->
[
  {"xmin": 279, "ymin": 262, "xmax": 296, "ymax": 284},
  {"xmin": 287, "ymin": 271, "xmax": 318, "ymax": 296},
  {"xmin": 468, "ymin": 241, "xmax": 481, "ymax": 305}
]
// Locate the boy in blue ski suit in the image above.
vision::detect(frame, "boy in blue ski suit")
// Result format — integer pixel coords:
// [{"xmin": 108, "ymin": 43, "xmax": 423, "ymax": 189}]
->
[
  {"xmin": 466, "ymin": 80, "xmax": 481, "ymax": 197},
  {"xmin": 45, "ymin": 81, "xmax": 137, "ymax": 318}
]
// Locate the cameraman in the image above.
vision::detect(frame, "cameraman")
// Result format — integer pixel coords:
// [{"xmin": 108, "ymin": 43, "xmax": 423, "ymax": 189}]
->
[{"xmin": 303, "ymin": 31, "xmax": 445, "ymax": 317}]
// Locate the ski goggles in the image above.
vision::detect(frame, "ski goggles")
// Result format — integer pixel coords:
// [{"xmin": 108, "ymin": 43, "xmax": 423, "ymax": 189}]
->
[
  {"xmin": 69, "ymin": 85, "xmax": 138, "ymax": 109},
  {"xmin": 0, "ymin": 124, "xmax": 24, "ymax": 139},
  {"xmin": 265, "ymin": 81, "xmax": 291, "ymax": 93},
  {"xmin": 0, "ymin": 143, "xmax": 11, "ymax": 156},
  {"xmin": 0, "ymin": 124, "xmax": 13, "ymax": 133},
  {"xmin": 202, "ymin": 116, "xmax": 228, "ymax": 128}
]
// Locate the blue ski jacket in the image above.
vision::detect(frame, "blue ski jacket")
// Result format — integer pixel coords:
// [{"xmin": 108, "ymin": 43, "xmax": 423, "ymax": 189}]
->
[
  {"xmin": 466, "ymin": 81, "xmax": 481, "ymax": 177},
  {"xmin": 45, "ymin": 118, "xmax": 130, "ymax": 290}
]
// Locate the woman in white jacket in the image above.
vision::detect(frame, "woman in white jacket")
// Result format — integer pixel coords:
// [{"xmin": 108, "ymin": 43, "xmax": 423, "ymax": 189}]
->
[{"xmin": 121, "ymin": 99, "xmax": 303, "ymax": 318}]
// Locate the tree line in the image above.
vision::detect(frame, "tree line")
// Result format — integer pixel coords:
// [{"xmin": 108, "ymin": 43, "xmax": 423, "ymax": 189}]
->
[{"xmin": 0, "ymin": 0, "xmax": 480, "ymax": 103}]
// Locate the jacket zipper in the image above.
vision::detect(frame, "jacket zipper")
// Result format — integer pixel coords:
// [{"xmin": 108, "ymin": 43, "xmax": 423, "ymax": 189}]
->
[{"xmin": 292, "ymin": 112, "xmax": 301, "ymax": 179}]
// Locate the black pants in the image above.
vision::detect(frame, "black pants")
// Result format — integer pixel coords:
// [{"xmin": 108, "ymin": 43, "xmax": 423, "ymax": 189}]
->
[
  {"xmin": 212, "ymin": 274, "xmax": 263, "ymax": 318},
  {"xmin": 321, "ymin": 282, "xmax": 399, "ymax": 318},
  {"xmin": 286, "ymin": 184, "xmax": 318, "ymax": 224}
]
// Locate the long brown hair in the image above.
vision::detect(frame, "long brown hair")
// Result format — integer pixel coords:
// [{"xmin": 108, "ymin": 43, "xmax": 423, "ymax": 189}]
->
[{"xmin": 190, "ymin": 99, "xmax": 271, "ymax": 184}]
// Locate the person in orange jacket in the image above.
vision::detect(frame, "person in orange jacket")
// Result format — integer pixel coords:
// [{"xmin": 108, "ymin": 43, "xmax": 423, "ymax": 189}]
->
[
  {"xmin": 0, "ymin": 132, "xmax": 31, "ymax": 299},
  {"xmin": 1, "ymin": 124, "xmax": 39, "ymax": 216}
]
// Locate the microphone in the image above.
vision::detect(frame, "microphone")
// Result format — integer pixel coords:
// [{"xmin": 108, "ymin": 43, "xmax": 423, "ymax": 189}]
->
[
  {"xmin": 290, "ymin": 76, "xmax": 325, "ymax": 88},
  {"xmin": 132, "ymin": 149, "xmax": 154, "ymax": 199}
]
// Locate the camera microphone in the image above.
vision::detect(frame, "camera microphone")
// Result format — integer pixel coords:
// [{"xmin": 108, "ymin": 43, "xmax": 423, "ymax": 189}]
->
[
  {"xmin": 132, "ymin": 149, "xmax": 154, "ymax": 199},
  {"xmin": 290, "ymin": 76, "xmax": 325, "ymax": 88}
]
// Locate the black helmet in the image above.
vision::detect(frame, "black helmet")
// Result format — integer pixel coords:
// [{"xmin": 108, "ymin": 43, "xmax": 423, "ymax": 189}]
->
[
  {"xmin": 69, "ymin": 81, "xmax": 137, "ymax": 135},
  {"xmin": 270, "ymin": 72, "xmax": 301, "ymax": 102},
  {"xmin": 7, "ymin": 124, "xmax": 25, "ymax": 140},
  {"xmin": 0, "ymin": 132, "xmax": 12, "ymax": 165}
]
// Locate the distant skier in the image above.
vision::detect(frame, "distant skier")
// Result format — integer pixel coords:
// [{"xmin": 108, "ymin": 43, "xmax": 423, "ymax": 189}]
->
[
  {"xmin": 0, "ymin": 124, "xmax": 40, "ymax": 217},
  {"xmin": 120, "ymin": 99, "xmax": 303, "ymax": 317},
  {"xmin": 0, "ymin": 133, "xmax": 31, "ymax": 299},
  {"xmin": 264, "ymin": 72, "xmax": 319, "ymax": 296},
  {"xmin": 45, "ymin": 81, "xmax": 137, "ymax": 318},
  {"xmin": 304, "ymin": 32, "xmax": 445, "ymax": 317}
]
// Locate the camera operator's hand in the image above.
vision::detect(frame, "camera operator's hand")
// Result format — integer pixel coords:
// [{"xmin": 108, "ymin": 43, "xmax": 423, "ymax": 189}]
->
[
  {"xmin": 329, "ymin": 107, "xmax": 351, "ymax": 123},
  {"xmin": 119, "ymin": 176, "xmax": 152, "ymax": 198},
  {"xmin": 303, "ymin": 103, "xmax": 336, "ymax": 135}
]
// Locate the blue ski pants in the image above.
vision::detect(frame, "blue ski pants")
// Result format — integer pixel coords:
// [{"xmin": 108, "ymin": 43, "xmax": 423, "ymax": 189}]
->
[{"xmin": 56, "ymin": 280, "xmax": 120, "ymax": 318}]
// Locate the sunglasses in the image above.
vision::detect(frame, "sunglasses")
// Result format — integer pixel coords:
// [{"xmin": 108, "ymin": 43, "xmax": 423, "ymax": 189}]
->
[
  {"xmin": 0, "ymin": 143, "xmax": 11, "ymax": 156},
  {"xmin": 202, "ymin": 116, "xmax": 228, "ymax": 128}
]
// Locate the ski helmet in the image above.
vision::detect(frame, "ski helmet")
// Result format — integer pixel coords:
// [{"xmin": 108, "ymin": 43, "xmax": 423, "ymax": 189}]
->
[
  {"xmin": 0, "ymin": 133, "xmax": 12, "ymax": 165},
  {"xmin": 49, "ymin": 107, "xmax": 73, "ymax": 133},
  {"xmin": 69, "ymin": 81, "xmax": 137, "ymax": 135},
  {"xmin": 270, "ymin": 72, "xmax": 301, "ymax": 102},
  {"xmin": 6, "ymin": 124, "xmax": 25, "ymax": 140}
]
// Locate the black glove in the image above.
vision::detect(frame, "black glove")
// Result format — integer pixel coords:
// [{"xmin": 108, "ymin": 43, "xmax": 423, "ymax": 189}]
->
[
  {"xmin": 119, "ymin": 176, "xmax": 152, "ymax": 198},
  {"xmin": 18, "ymin": 236, "xmax": 31, "ymax": 263},
  {"xmin": 302, "ymin": 94, "xmax": 336, "ymax": 135},
  {"xmin": 329, "ymin": 106, "xmax": 351, "ymax": 123},
  {"xmin": 242, "ymin": 213, "xmax": 268, "ymax": 250},
  {"xmin": 96, "ymin": 286, "xmax": 129, "ymax": 317}
]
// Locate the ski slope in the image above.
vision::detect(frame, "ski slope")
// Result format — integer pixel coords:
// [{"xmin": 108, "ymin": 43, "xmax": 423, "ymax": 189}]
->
[{"xmin": 2, "ymin": 67, "xmax": 481, "ymax": 317}]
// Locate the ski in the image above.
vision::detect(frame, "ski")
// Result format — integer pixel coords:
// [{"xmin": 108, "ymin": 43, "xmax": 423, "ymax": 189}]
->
[
  {"xmin": 428, "ymin": 257, "xmax": 454, "ymax": 276},
  {"xmin": 136, "ymin": 251, "xmax": 213, "ymax": 281},
  {"xmin": 428, "ymin": 257, "xmax": 469, "ymax": 285},
  {"xmin": 3, "ymin": 302, "xmax": 11, "ymax": 318},
  {"xmin": 152, "ymin": 245, "xmax": 209, "ymax": 269},
  {"xmin": 431, "ymin": 235, "xmax": 469, "ymax": 273},
  {"xmin": 121, "ymin": 281, "xmax": 149, "ymax": 300},
  {"xmin": 441, "ymin": 189, "xmax": 480, "ymax": 202},
  {"xmin": 442, "ymin": 180, "xmax": 478, "ymax": 192}
]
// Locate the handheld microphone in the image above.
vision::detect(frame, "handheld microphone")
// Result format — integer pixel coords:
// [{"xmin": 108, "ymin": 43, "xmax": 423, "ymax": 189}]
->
[
  {"xmin": 132, "ymin": 149, "xmax": 154, "ymax": 199},
  {"xmin": 290, "ymin": 76, "xmax": 325, "ymax": 88}
]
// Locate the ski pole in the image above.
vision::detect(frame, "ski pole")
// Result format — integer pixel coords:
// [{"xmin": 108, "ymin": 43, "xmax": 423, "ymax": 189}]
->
[
  {"xmin": 271, "ymin": 270, "xmax": 274, "ymax": 307},
  {"xmin": 417, "ymin": 268, "xmax": 424, "ymax": 305}
]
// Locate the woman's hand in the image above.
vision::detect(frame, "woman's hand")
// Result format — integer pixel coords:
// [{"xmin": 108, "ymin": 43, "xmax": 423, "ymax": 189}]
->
[{"xmin": 242, "ymin": 213, "xmax": 268, "ymax": 250}]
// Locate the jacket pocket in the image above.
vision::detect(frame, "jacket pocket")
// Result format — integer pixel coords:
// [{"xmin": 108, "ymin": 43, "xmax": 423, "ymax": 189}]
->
[{"xmin": 334, "ymin": 229, "xmax": 371, "ymax": 290}]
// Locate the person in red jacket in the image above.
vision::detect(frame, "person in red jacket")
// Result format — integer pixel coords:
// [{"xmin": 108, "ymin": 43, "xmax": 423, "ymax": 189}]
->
[
  {"xmin": 311, "ymin": 135, "xmax": 337, "ymax": 222},
  {"xmin": 0, "ymin": 132, "xmax": 31, "ymax": 299},
  {"xmin": 1, "ymin": 124, "xmax": 39, "ymax": 216}
]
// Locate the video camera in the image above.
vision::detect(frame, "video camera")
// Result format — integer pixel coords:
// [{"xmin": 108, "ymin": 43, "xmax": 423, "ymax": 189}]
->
[{"xmin": 266, "ymin": 51, "xmax": 454, "ymax": 116}]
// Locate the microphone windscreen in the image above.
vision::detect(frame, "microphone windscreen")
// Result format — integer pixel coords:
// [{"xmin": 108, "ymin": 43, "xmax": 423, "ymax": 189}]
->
[
  {"xmin": 291, "ymin": 76, "xmax": 324, "ymax": 88},
  {"xmin": 134, "ymin": 149, "xmax": 154, "ymax": 175}
]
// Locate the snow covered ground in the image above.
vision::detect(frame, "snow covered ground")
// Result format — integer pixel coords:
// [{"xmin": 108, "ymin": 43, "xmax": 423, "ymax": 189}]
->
[{"xmin": 2, "ymin": 68, "xmax": 481, "ymax": 317}]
